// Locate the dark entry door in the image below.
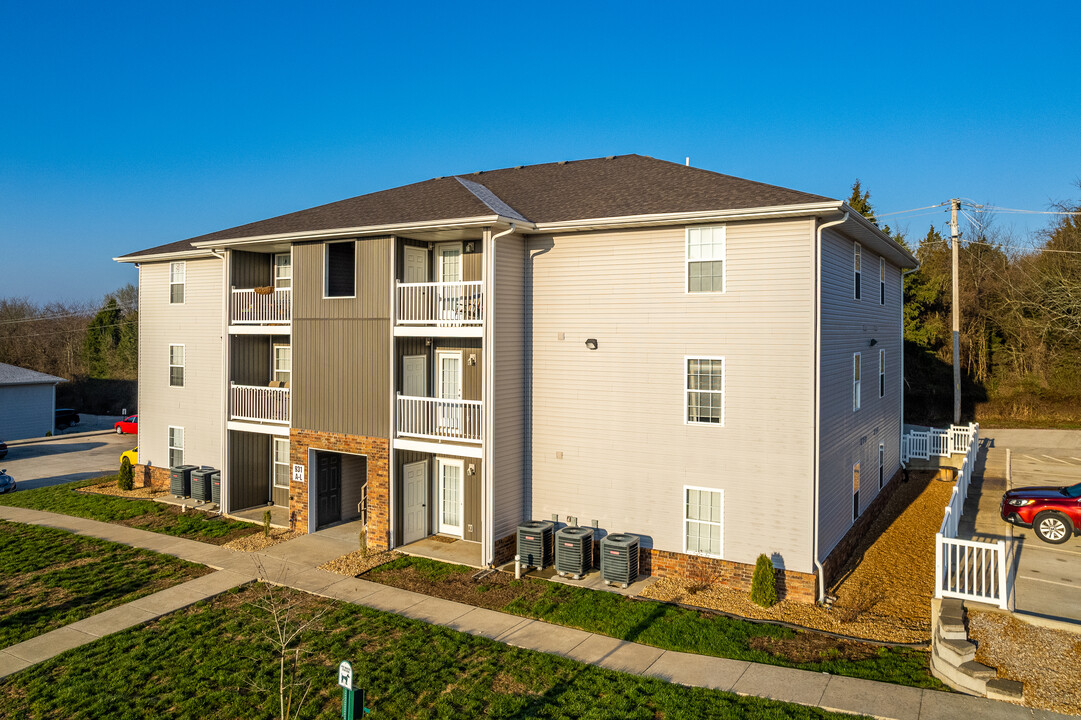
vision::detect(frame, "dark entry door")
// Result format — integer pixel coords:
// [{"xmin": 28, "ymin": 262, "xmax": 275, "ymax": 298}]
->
[{"xmin": 316, "ymin": 453, "xmax": 342, "ymax": 527}]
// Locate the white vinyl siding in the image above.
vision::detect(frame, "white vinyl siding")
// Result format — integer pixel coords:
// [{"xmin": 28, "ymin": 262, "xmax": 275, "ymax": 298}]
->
[
  {"xmin": 853, "ymin": 243, "xmax": 862, "ymax": 300},
  {"xmin": 853, "ymin": 353, "xmax": 861, "ymax": 411},
  {"xmin": 686, "ymin": 226, "xmax": 726, "ymax": 293},
  {"xmin": 684, "ymin": 486, "xmax": 723, "ymax": 557},
  {"xmin": 272, "ymin": 438, "xmax": 290, "ymax": 488},
  {"xmin": 273, "ymin": 253, "xmax": 292, "ymax": 289},
  {"xmin": 168, "ymin": 426, "xmax": 184, "ymax": 468},
  {"xmin": 685, "ymin": 357, "xmax": 724, "ymax": 425},
  {"xmin": 169, "ymin": 344, "xmax": 184, "ymax": 387},
  {"xmin": 169, "ymin": 262, "xmax": 185, "ymax": 304}
]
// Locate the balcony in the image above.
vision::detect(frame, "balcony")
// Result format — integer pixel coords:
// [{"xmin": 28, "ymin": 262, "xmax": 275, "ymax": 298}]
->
[
  {"xmin": 396, "ymin": 281, "xmax": 483, "ymax": 332},
  {"xmin": 230, "ymin": 384, "xmax": 290, "ymax": 425},
  {"xmin": 231, "ymin": 288, "xmax": 291, "ymax": 326},
  {"xmin": 396, "ymin": 395, "xmax": 482, "ymax": 444}
]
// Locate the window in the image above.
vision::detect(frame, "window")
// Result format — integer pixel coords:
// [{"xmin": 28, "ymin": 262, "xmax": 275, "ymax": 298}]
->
[
  {"xmin": 685, "ymin": 357, "xmax": 724, "ymax": 425},
  {"xmin": 852, "ymin": 462, "xmax": 861, "ymax": 522},
  {"xmin": 274, "ymin": 253, "xmax": 292, "ymax": 289},
  {"xmin": 879, "ymin": 443, "xmax": 885, "ymax": 490},
  {"xmin": 324, "ymin": 241, "xmax": 356, "ymax": 297},
  {"xmin": 273, "ymin": 438, "xmax": 290, "ymax": 488},
  {"xmin": 686, "ymin": 226, "xmax": 725, "ymax": 293},
  {"xmin": 170, "ymin": 262, "xmax": 185, "ymax": 304},
  {"xmin": 684, "ymin": 486, "xmax": 723, "ymax": 557},
  {"xmin": 879, "ymin": 349, "xmax": 885, "ymax": 398},
  {"xmin": 169, "ymin": 345, "xmax": 184, "ymax": 387},
  {"xmin": 853, "ymin": 353, "xmax": 861, "ymax": 411},
  {"xmin": 879, "ymin": 257, "xmax": 886, "ymax": 305},
  {"xmin": 273, "ymin": 344, "xmax": 291, "ymax": 385},
  {"xmin": 168, "ymin": 426, "xmax": 184, "ymax": 467},
  {"xmin": 853, "ymin": 243, "xmax": 862, "ymax": 300}
]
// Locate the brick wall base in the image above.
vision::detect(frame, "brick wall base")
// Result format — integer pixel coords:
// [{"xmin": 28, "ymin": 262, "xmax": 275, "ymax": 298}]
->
[
  {"xmin": 821, "ymin": 467, "xmax": 906, "ymax": 591},
  {"xmin": 288, "ymin": 429, "xmax": 390, "ymax": 548},
  {"xmin": 493, "ymin": 532, "xmax": 517, "ymax": 565},
  {"xmin": 644, "ymin": 547, "xmax": 817, "ymax": 604},
  {"xmin": 134, "ymin": 464, "xmax": 170, "ymax": 491}
]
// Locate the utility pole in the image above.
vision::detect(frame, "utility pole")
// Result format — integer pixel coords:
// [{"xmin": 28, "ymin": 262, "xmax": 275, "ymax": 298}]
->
[{"xmin": 950, "ymin": 198, "xmax": 962, "ymax": 425}]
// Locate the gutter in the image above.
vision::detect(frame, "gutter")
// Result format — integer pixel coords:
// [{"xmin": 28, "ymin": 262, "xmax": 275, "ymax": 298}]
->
[{"xmin": 813, "ymin": 211, "xmax": 849, "ymax": 603}]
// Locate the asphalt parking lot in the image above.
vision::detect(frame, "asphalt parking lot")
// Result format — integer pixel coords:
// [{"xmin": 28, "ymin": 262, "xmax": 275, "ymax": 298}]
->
[{"xmin": 2, "ymin": 430, "xmax": 136, "ymax": 492}]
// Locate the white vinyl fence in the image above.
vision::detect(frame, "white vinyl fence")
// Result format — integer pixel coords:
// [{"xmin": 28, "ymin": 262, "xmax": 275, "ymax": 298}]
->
[
  {"xmin": 396, "ymin": 281, "xmax": 483, "ymax": 326},
  {"xmin": 396, "ymin": 395, "xmax": 483, "ymax": 443},
  {"xmin": 908, "ymin": 423, "xmax": 1011, "ymax": 608},
  {"xmin": 230, "ymin": 384, "xmax": 290, "ymax": 424},
  {"xmin": 231, "ymin": 288, "xmax": 291, "ymax": 325}
]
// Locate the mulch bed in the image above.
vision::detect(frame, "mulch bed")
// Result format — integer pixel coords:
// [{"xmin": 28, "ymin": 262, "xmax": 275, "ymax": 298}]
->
[{"xmin": 365, "ymin": 564, "xmax": 545, "ymax": 611}]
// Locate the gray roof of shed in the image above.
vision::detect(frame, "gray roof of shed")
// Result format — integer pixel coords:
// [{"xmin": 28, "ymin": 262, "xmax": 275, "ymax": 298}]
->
[{"xmin": 0, "ymin": 363, "xmax": 66, "ymax": 387}]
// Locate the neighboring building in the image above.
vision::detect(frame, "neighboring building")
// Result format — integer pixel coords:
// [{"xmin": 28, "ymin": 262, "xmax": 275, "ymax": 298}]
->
[
  {"xmin": 0, "ymin": 363, "xmax": 65, "ymax": 440},
  {"xmin": 115, "ymin": 155, "xmax": 917, "ymax": 602}
]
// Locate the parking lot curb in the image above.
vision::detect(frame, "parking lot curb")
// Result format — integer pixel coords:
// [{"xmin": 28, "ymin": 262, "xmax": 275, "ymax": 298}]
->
[{"xmin": 5, "ymin": 429, "xmax": 117, "ymax": 447}]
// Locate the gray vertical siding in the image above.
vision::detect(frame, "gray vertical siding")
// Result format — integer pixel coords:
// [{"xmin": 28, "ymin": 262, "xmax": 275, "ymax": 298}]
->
[
  {"xmin": 817, "ymin": 227, "xmax": 903, "ymax": 559},
  {"xmin": 293, "ymin": 238, "xmax": 391, "ymax": 319},
  {"xmin": 230, "ymin": 336, "xmax": 271, "ymax": 385},
  {"xmin": 394, "ymin": 339, "xmax": 481, "ymax": 401},
  {"xmin": 527, "ymin": 221, "xmax": 816, "ymax": 572},
  {"xmin": 229, "ymin": 430, "xmax": 271, "ymax": 509},
  {"xmin": 492, "ymin": 235, "xmax": 528, "ymax": 542},
  {"xmin": 231, "ymin": 250, "xmax": 273, "ymax": 288},
  {"xmin": 0, "ymin": 384, "xmax": 55, "ymax": 440},
  {"xmin": 138, "ymin": 259, "xmax": 224, "ymax": 473}
]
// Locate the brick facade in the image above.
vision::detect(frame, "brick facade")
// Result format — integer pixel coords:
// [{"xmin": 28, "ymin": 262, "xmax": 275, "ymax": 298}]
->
[
  {"xmin": 643, "ymin": 547, "xmax": 817, "ymax": 604},
  {"xmin": 820, "ymin": 467, "xmax": 906, "ymax": 590},
  {"xmin": 288, "ymin": 429, "xmax": 390, "ymax": 548},
  {"xmin": 134, "ymin": 464, "xmax": 170, "ymax": 490},
  {"xmin": 494, "ymin": 531, "xmax": 517, "ymax": 565}
]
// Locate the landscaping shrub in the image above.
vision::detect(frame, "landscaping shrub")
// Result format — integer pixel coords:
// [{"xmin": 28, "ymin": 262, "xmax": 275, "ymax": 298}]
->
[
  {"xmin": 751, "ymin": 554, "xmax": 778, "ymax": 608},
  {"xmin": 118, "ymin": 457, "xmax": 134, "ymax": 491}
]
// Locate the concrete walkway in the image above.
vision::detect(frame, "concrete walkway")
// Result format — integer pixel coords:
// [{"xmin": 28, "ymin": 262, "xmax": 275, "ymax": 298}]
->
[{"xmin": 0, "ymin": 506, "xmax": 1072, "ymax": 720}]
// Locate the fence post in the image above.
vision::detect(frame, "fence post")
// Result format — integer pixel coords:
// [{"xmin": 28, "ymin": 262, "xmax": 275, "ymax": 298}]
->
[
  {"xmin": 934, "ymin": 532, "xmax": 943, "ymax": 598},
  {"xmin": 997, "ymin": 539, "xmax": 1009, "ymax": 610}
]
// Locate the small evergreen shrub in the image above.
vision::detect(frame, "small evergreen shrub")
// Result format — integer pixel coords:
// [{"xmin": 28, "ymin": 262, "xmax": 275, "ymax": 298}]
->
[
  {"xmin": 118, "ymin": 457, "xmax": 134, "ymax": 491},
  {"xmin": 750, "ymin": 554, "xmax": 778, "ymax": 608}
]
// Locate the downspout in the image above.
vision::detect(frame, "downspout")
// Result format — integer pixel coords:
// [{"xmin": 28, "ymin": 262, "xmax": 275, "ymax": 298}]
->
[
  {"xmin": 209, "ymin": 249, "xmax": 229, "ymax": 515},
  {"xmin": 482, "ymin": 222, "xmax": 516, "ymax": 567},
  {"xmin": 813, "ymin": 212, "xmax": 848, "ymax": 603}
]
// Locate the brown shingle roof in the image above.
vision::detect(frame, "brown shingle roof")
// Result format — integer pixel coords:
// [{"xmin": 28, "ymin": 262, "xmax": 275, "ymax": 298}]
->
[{"xmin": 121, "ymin": 155, "xmax": 833, "ymax": 258}]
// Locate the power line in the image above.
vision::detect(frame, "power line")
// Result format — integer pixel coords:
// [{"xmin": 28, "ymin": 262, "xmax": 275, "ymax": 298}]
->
[
  {"xmin": 875, "ymin": 203, "xmax": 949, "ymax": 218},
  {"xmin": 0, "ymin": 304, "xmax": 136, "ymax": 326},
  {"xmin": 1, "ymin": 320, "xmax": 135, "ymax": 339}
]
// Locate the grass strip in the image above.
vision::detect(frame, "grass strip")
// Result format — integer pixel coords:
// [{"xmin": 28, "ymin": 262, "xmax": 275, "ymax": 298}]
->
[
  {"xmin": 368, "ymin": 556, "xmax": 944, "ymax": 690},
  {"xmin": 0, "ymin": 584, "xmax": 868, "ymax": 720},
  {"xmin": 0, "ymin": 520, "xmax": 209, "ymax": 648},
  {"xmin": 0, "ymin": 477, "xmax": 257, "ymax": 543}
]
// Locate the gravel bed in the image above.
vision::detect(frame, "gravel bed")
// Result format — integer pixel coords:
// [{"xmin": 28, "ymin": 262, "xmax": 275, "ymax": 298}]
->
[
  {"xmin": 319, "ymin": 550, "xmax": 402, "ymax": 577},
  {"xmin": 969, "ymin": 610, "xmax": 1081, "ymax": 716},
  {"xmin": 641, "ymin": 470, "xmax": 953, "ymax": 643},
  {"xmin": 82, "ymin": 482, "xmax": 161, "ymax": 500},
  {"xmin": 222, "ymin": 529, "xmax": 303, "ymax": 552}
]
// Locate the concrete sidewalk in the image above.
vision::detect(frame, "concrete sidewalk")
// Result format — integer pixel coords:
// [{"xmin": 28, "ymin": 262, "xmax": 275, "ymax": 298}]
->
[{"xmin": 0, "ymin": 505, "xmax": 1072, "ymax": 720}]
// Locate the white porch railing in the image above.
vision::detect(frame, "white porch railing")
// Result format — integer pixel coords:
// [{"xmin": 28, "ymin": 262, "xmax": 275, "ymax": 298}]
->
[
  {"xmin": 396, "ymin": 281, "xmax": 483, "ymax": 326},
  {"xmin": 231, "ymin": 288, "xmax": 291, "ymax": 325},
  {"xmin": 906, "ymin": 422, "xmax": 1010, "ymax": 608},
  {"xmin": 230, "ymin": 384, "xmax": 290, "ymax": 424},
  {"xmin": 396, "ymin": 395, "xmax": 482, "ymax": 443}
]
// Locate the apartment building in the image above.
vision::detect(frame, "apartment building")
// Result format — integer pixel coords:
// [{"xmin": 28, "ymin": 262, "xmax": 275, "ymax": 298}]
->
[{"xmin": 116, "ymin": 155, "xmax": 916, "ymax": 601}]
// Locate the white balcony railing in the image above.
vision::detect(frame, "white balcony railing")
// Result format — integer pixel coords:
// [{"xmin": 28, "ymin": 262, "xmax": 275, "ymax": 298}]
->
[
  {"xmin": 396, "ymin": 395, "xmax": 482, "ymax": 443},
  {"xmin": 231, "ymin": 287, "xmax": 291, "ymax": 325},
  {"xmin": 396, "ymin": 281, "xmax": 483, "ymax": 326},
  {"xmin": 230, "ymin": 384, "xmax": 290, "ymax": 424}
]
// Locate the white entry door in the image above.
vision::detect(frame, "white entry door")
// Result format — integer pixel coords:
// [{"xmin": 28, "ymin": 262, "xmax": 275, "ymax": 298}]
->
[
  {"xmin": 435, "ymin": 243, "xmax": 462, "ymax": 320},
  {"xmin": 402, "ymin": 355, "xmax": 426, "ymax": 397},
  {"xmin": 404, "ymin": 245, "xmax": 428, "ymax": 283},
  {"xmin": 403, "ymin": 461, "xmax": 428, "ymax": 544},
  {"xmin": 437, "ymin": 458, "xmax": 463, "ymax": 536},
  {"xmin": 436, "ymin": 351, "xmax": 462, "ymax": 432}
]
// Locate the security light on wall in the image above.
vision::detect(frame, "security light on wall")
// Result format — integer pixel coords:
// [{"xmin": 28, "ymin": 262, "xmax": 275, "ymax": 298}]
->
[
  {"xmin": 585, "ymin": 339, "xmax": 598, "ymax": 350},
  {"xmin": 465, "ymin": 242, "xmax": 475, "ymax": 252},
  {"xmin": 869, "ymin": 338, "xmax": 878, "ymax": 347}
]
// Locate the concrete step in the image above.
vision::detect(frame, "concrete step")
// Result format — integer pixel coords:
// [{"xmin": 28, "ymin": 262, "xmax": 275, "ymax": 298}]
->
[
  {"xmin": 934, "ymin": 631, "xmax": 976, "ymax": 665},
  {"xmin": 986, "ymin": 678, "xmax": 1024, "ymax": 703},
  {"xmin": 930, "ymin": 652, "xmax": 992, "ymax": 696},
  {"xmin": 938, "ymin": 618, "xmax": 967, "ymax": 640}
]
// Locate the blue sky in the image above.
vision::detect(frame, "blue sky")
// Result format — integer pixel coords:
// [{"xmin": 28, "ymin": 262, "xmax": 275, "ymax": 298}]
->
[{"xmin": 2, "ymin": 0, "xmax": 1078, "ymax": 304}]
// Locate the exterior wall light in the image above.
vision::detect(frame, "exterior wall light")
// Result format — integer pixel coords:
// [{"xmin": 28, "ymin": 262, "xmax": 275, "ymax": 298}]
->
[{"xmin": 585, "ymin": 339, "xmax": 598, "ymax": 350}]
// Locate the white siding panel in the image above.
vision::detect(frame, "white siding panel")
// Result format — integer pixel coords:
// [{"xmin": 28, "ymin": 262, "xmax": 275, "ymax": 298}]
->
[
  {"xmin": 0, "ymin": 384, "xmax": 55, "ymax": 440},
  {"xmin": 529, "ymin": 220, "xmax": 816, "ymax": 573},
  {"xmin": 492, "ymin": 235, "xmax": 527, "ymax": 541},
  {"xmin": 138, "ymin": 259, "xmax": 224, "ymax": 471},
  {"xmin": 817, "ymin": 228, "xmax": 903, "ymax": 559}
]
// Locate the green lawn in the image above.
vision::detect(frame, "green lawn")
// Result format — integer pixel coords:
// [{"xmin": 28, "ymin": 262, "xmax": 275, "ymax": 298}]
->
[
  {"xmin": 0, "ymin": 477, "xmax": 258, "ymax": 543},
  {"xmin": 0, "ymin": 520, "xmax": 209, "ymax": 648},
  {"xmin": 367, "ymin": 556, "xmax": 944, "ymax": 690},
  {"xmin": 0, "ymin": 584, "xmax": 868, "ymax": 720}
]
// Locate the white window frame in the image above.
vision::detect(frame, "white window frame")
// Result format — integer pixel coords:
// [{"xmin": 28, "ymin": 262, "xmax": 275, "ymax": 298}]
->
[
  {"xmin": 323, "ymin": 240, "xmax": 356, "ymax": 299},
  {"xmin": 684, "ymin": 356, "xmax": 725, "ymax": 426},
  {"xmin": 879, "ymin": 349, "xmax": 885, "ymax": 398},
  {"xmin": 273, "ymin": 344, "xmax": 291, "ymax": 385},
  {"xmin": 853, "ymin": 242, "xmax": 862, "ymax": 300},
  {"xmin": 683, "ymin": 485, "xmax": 724, "ymax": 558},
  {"xmin": 168, "ymin": 426, "xmax": 184, "ymax": 468},
  {"xmin": 169, "ymin": 344, "xmax": 185, "ymax": 388},
  {"xmin": 879, "ymin": 443, "xmax": 885, "ymax": 490},
  {"xmin": 274, "ymin": 252, "xmax": 292, "ymax": 289},
  {"xmin": 685, "ymin": 225, "xmax": 726, "ymax": 294},
  {"xmin": 272, "ymin": 438, "xmax": 290, "ymax": 489},
  {"xmin": 879, "ymin": 257, "xmax": 886, "ymax": 305},
  {"xmin": 169, "ymin": 262, "xmax": 185, "ymax": 304},
  {"xmin": 853, "ymin": 352, "xmax": 861, "ymax": 411},
  {"xmin": 852, "ymin": 462, "xmax": 861, "ymax": 522}
]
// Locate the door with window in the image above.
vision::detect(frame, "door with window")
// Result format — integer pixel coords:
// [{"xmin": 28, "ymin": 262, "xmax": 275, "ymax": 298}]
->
[
  {"xmin": 436, "ymin": 351, "xmax": 462, "ymax": 434},
  {"xmin": 437, "ymin": 458, "xmax": 463, "ymax": 536},
  {"xmin": 435, "ymin": 243, "xmax": 462, "ymax": 320},
  {"xmin": 403, "ymin": 460, "xmax": 428, "ymax": 544},
  {"xmin": 272, "ymin": 438, "xmax": 290, "ymax": 507},
  {"xmin": 316, "ymin": 453, "xmax": 342, "ymax": 527}
]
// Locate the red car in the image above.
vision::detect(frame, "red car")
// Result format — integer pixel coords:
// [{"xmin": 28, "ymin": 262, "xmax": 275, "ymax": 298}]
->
[
  {"xmin": 1001, "ymin": 482, "xmax": 1081, "ymax": 544},
  {"xmin": 114, "ymin": 415, "xmax": 138, "ymax": 435}
]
